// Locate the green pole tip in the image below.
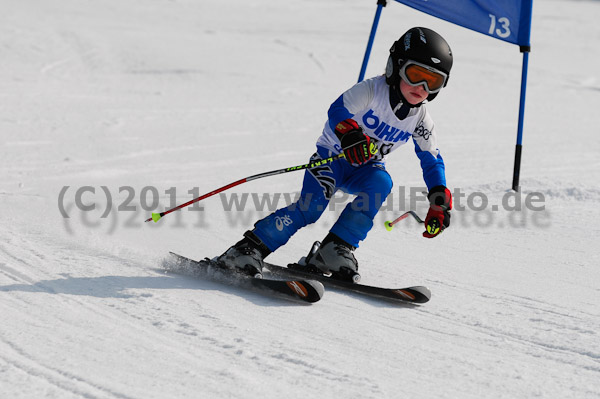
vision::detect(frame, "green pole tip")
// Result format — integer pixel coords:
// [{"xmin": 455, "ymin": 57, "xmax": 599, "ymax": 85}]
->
[
  {"xmin": 152, "ymin": 213, "xmax": 162, "ymax": 222},
  {"xmin": 384, "ymin": 221, "xmax": 394, "ymax": 232}
]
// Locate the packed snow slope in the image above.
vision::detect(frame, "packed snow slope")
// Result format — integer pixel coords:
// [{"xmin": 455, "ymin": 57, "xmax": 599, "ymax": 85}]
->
[{"xmin": 1, "ymin": 0, "xmax": 599, "ymax": 398}]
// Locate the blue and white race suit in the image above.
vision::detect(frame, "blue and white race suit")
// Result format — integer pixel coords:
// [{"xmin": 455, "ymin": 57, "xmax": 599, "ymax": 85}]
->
[{"xmin": 254, "ymin": 75, "xmax": 447, "ymax": 250}]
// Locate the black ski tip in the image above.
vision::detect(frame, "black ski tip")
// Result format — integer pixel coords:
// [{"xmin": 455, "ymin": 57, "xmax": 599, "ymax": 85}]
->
[
  {"xmin": 393, "ymin": 286, "xmax": 431, "ymax": 303},
  {"xmin": 258, "ymin": 279, "xmax": 325, "ymax": 303},
  {"xmin": 303, "ymin": 279, "xmax": 325, "ymax": 302}
]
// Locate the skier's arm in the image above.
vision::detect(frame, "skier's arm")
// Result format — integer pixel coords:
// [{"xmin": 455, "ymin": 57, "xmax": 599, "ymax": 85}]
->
[
  {"xmin": 327, "ymin": 78, "xmax": 375, "ymax": 131},
  {"xmin": 412, "ymin": 114, "xmax": 446, "ymax": 190},
  {"xmin": 414, "ymin": 139, "xmax": 452, "ymax": 238},
  {"xmin": 413, "ymin": 141, "xmax": 446, "ymax": 190},
  {"xmin": 412, "ymin": 112, "xmax": 452, "ymax": 238}
]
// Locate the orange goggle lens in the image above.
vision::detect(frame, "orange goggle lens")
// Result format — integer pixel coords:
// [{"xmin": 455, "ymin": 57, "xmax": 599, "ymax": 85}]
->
[{"xmin": 401, "ymin": 63, "xmax": 447, "ymax": 93}]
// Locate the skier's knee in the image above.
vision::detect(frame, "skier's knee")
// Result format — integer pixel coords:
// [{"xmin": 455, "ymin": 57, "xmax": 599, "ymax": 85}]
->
[
  {"xmin": 290, "ymin": 196, "xmax": 326, "ymax": 225},
  {"xmin": 373, "ymin": 170, "xmax": 393, "ymax": 196}
]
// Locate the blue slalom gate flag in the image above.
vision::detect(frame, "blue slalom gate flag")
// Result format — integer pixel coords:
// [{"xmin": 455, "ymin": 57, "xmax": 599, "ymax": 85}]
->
[
  {"xmin": 389, "ymin": 0, "xmax": 533, "ymax": 191},
  {"xmin": 393, "ymin": 0, "xmax": 532, "ymax": 47},
  {"xmin": 358, "ymin": 0, "xmax": 533, "ymax": 191}
]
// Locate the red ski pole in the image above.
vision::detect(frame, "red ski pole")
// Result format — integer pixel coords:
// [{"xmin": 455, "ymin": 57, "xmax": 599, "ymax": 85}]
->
[
  {"xmin": 384, "ymin": 211, "xmax": 424, "ymax": 231},
  {"xmin": 145, "ymin": 153, "xmax": 345, "ymax": 223}
]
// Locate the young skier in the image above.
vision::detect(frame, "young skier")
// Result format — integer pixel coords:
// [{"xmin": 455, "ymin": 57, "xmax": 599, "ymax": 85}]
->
[{"xmin": 216, "ymin": 27, "xmax": 454, "ymax": 280}]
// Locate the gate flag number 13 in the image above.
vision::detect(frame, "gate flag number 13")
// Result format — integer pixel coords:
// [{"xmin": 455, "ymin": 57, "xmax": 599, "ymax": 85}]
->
[{"xmin": 489, "ymin": 14, "xmax": 511, "ymax": 39}]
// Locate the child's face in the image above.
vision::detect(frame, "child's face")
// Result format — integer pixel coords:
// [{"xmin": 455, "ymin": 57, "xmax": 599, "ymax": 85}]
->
[{"xmin": 400, "ymin": 79, "xmax": 429, "ymax": 105}]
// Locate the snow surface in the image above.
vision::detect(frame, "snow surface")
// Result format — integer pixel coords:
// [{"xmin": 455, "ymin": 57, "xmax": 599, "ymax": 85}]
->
[{"xmin": 1, "ymin": 0, "xmax": 599, "ymax": 398}]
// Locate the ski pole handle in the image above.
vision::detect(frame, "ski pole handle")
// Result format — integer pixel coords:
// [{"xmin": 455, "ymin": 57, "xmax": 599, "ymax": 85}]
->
[
  {"xmin": 384, "ymin": 211, "xmax": 424, "ymax": 231},
  {"xmin": 145, "ymin": 153, "xmax": 346, "ymax": 223}
]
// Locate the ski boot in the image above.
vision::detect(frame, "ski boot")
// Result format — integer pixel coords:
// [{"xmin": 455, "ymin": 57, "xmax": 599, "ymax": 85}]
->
[
  {"xmin": 299, "ymin": 233, "xmax": 361, "ymax": 283},
  {"xmin": 215, "ymin": 231, "xmax": 271, "ymax": 278}
]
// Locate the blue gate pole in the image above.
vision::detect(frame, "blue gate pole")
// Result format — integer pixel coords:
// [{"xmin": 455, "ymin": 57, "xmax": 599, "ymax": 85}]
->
[
  {"xmin": 511, "ymin": 47, "xmax": 530, "ymax": 192},
  {"xmin": 358, "ymin": 0, "xmax": 387, "ymax": 83}
]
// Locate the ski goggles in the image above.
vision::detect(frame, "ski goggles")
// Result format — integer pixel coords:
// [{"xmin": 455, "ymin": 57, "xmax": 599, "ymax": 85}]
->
[{"xmin": 399, "ymin": 60, "xmax": 448, "ymax": 94}]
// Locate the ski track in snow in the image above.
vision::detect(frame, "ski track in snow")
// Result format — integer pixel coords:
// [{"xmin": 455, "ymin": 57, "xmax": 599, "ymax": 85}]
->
[
  {"xmin": 0, "ymin": 229, "xmax": 390, "ymax": 398},
  {"xmin": 1, "ymin": 224, "xmax": 599, "ymax": 398}
]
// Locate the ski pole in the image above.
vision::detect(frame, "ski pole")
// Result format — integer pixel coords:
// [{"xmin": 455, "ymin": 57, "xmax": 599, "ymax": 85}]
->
[
  {"xmin": 384, "ymin": 211, "xmax": 424, "ymax": 231},
  {"xmin": 145, "ymin": 153, "xmax": 346, "ymax": 223}
]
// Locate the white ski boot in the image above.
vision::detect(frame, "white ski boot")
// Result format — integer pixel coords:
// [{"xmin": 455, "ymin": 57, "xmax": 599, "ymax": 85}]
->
[
  {"xmin": 304, "ymin": 234, "xmax": 361, "ymax": 283},
  {"xmin": 216, "ymin": 231, "xmax": 270, "ymax": 278}
]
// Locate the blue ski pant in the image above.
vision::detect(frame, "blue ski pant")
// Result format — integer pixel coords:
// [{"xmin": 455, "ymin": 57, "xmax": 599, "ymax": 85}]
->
[{"xmin": 253, "ymin": 146, "xmax": 393, "ymax": 251}]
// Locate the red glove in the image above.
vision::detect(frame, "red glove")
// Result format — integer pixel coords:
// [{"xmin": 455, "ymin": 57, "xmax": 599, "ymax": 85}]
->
[
  {"xmin": 423, "ymin": 185, "xmax": 452, "ymax": 238},
  {"xmin": 334, "ymin": 119, "xmax": 373, "ymax": 166}
]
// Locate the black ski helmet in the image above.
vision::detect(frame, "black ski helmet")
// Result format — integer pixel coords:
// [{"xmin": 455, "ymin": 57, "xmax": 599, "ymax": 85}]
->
[{"xmin": 385, "ymin": 27, "xmax": 453, "ymax": 102}]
